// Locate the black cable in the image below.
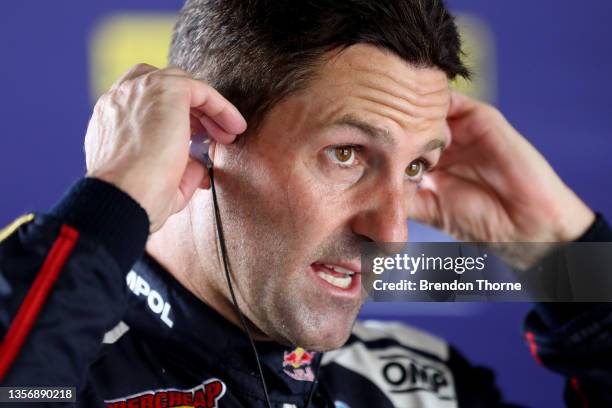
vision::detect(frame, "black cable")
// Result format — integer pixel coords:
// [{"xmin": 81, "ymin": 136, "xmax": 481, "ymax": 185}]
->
[
  {"xmin": 209, "ymin": 167, "xmax": 273, "ymax": 408},
  {"xmin": 305, "ymin": 354, "xmax": 323, "ymax": 407}
]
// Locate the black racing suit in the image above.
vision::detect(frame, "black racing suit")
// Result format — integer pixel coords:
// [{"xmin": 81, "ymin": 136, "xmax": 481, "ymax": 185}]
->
[{"xmin": 1, "ymin": 178, "xmax": 611, "ymax": 407}]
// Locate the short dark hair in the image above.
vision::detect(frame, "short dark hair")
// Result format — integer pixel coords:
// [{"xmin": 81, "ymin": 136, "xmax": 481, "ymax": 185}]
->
[{"xmin": 169, "ymin": 0, "xmax": 469, "ymax": 133}]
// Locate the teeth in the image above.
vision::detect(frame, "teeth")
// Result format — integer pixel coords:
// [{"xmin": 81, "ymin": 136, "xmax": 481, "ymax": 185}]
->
[
  {"xmin": 315, "ymin": 263, "xmax": 356, "ymax": 289},
  {"xmin": 333, "ymin": 266, "xmax": 355, "ymax": 275},
  {"xmin": 316, "ymin": 271, "xmax": 352, "ymax": 289},
  {"xmin": 323, "ymin": 264, "xmax": 355, "ymax": 275}
]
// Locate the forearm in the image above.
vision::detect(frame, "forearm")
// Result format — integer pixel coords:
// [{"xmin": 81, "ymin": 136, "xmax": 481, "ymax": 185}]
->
[
  {"xmin": 524, "ymin": 214, "xmax": 612, "ymax": 407},
  {"xmin": 0, "ymin": 178, "xmax": 149, "ymax": 387}
]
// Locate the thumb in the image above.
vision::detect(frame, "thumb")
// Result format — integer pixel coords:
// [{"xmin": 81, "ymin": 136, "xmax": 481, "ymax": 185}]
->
[
  {"xmin": 173, "ymin": 158, "xmax": 207, "ymax": 214},
  {"xmin": 447, "ymin": 91, "xmax": 478, "ymax": 120},
  {"xmin": 409, "ymin": 185, "xmax": 443, "ymax": 229},
  {"xmin": 408, "ymin": 173, "xmax": 451, "ymax": 229}
]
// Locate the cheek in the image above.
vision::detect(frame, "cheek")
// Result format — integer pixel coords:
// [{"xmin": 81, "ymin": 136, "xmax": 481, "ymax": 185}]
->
[
  {"xmin": 285, "ymin": 164, "xmax": 353, "ymax": 244},
  {"xmin": 218, "ymin": 144, "xmax": 313, "ymax": 256},
  {"xmin": 220, "ymin": 142, "xmax": 353, "ymax": 256}
]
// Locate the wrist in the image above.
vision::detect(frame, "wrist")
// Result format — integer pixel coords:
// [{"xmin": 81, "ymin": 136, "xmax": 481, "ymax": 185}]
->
[
  {"xmin": 51, "ymin": 177, "xmax": 150, "ymax": 271},
  {"xmin": 553, "ymin": 189, "xmax": 595, "ymax": 242},
  {"xmin": 89, "ymin": 168, "xmax": 163, "ymax": 230}
]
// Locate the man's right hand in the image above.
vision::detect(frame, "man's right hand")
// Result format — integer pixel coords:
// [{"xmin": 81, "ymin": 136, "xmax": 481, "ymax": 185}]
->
[{"xmin": 84, "ymin": 63, "xmax": 247, "ymax": 232}]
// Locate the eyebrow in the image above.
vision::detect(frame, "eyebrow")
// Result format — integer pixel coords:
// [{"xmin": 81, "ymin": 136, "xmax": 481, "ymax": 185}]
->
[
  {"xmin": 333, "ymin": 114, "xmax": 396, "ymax": 147},
  {"xmin": 420, "ymin": 138, "xmax": 447, "ymax": 154},
  {"xmin": 333, "ymin": 113, "xmax": 447, "ymax": 154}
]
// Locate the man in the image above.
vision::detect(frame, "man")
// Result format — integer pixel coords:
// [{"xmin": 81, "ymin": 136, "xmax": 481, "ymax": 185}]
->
[{"xmin": 0, "ymin": 0, "xmax": 610, "ymax": 407}]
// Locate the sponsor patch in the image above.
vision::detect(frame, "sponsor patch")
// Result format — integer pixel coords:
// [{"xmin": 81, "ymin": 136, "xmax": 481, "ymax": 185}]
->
[
  {"xmin": 322, "ymin": 340, "xmax": 457, "ymax": 407},
  {"xmin": 282, "ymin": 347, "xmax": 316, "ymax": 382},
  {"xmin": 104, "ymin": 378, "xmax": 226, "ymax": 408},
  {"xmin": 126, "ymin": 269, "xmax": 174, "ymax": 328},
  {"xmin": 379, "ymin": 354, "xmax": 450, "ymax": 396}
]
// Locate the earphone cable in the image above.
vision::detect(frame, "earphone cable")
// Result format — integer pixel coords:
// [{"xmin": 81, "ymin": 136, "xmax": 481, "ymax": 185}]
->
[
  {"xmin": 209, "ymin": 167, "xmax": 274, "ymax": 408},
  {"xmin": 305, "ymin": 353, "xmax": 323, "ymax": 407}
]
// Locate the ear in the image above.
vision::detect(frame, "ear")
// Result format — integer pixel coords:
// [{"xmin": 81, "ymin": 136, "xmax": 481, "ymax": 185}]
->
[{"xmin": 209, "ymin": 140, "xmax": 217, "ymax": 162}]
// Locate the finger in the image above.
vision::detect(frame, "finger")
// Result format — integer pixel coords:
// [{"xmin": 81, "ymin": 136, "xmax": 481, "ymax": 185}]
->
[
  {"xmin": 190, "ymin": 113, "xmax": 207, "ymax": 135},
  {"xmin": 186, "ymin": 79, "xmax": 247, "ymax": 136},
  {"xmin": 409, "ymin": 171, "xmax": 456, "ymax": 229},
  {"xmin": 445, "ymin": 91, "xmax": 491, "ymax": 148},
  {"xmin": 433, "ymin": 143, "xmax": 471, "ymax": 170},
  {"xmin": 447, "ymin": 90, "xmax": 479, "ymax": 120},
  {"xmin": 159, "ymin": 66, "xmax": 190, "ymax": 76},
  {"xmin": 173, "ymin": 158, "xmax": 209, "ymax": 214},
  {"xmin": 410, "ymin": 170, "xmax": 488, "ymax": 232},
  {"xmin": 197, "ymin": 113, "xmax": 236, "ymax": 145},
  {"xmin": 110, "ymin": 63, "xmax": 158, "ymax": 91},
  {"xmin": 408, "ymin": 186, "xmax": 443, "ymax": 229},
  {"xmin": 199, "ymin": 171, "xmax": 211, "ymax": 190},
  {"xmin": 443, "ymin": 121, "xmax": 452, "ymax": 148},
  {"xmin": 148, "ymin": 66, "xmax": 192, "ymax": 80}
]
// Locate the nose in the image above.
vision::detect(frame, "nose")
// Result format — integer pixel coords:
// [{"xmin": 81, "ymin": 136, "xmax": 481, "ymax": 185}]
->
[{"xmin": 350, "ymin": 181, "xmax": 409, "ymax": 244}]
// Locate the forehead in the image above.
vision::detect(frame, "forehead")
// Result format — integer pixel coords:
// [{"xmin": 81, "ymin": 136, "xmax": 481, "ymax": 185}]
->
[{"xmin": 304, "ymin": 43, "xmax": 450, "ymax": 141}]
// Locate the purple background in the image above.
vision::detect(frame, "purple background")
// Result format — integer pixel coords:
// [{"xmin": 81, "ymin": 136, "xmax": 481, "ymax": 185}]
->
[{"xmin": 1, "ymin": 1, "xmax": 611, "ymax": 407}]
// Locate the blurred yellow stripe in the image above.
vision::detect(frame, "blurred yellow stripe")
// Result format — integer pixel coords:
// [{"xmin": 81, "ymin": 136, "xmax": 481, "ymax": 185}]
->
[
  {"xmin": 0, "ymin": 214, "xmax": 35, "ymax": 243},
  {"xmin": 89, "ymin": 13, "xmax": 176, "ymax": 100},
  {"xmin": 88, "ymin": 12, "xmax": 495, "ymax": 102}
]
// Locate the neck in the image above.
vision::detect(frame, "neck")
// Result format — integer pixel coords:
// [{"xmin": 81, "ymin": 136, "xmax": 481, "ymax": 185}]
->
[{"xmin": 145, "ymin": 197, "xmax": 271, "ymax": 341}]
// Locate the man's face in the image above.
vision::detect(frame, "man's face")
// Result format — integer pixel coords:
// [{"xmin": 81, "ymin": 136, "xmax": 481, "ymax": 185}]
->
[{"xmin": 211, "ymin": 44, "xmax": 449, "ymax": 350}]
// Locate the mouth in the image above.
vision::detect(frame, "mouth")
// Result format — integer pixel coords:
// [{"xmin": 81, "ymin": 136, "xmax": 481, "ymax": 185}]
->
[{"xmin": 309, "ymin": 261, "xmax": 361, "ymax": 297}]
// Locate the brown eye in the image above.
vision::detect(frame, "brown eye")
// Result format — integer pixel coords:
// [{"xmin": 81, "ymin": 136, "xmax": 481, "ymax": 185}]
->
[
  {"xmin": 334, "ymin": 146, "xmax": 354, "ymax": 163},
  {"xmin": 405, "ymin": 159, "xmax": 427, "ymax": 180}
]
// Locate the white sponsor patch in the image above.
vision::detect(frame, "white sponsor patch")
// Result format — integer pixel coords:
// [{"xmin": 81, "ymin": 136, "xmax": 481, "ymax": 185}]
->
[
  {"xmin": 126, "ymin": 270, "xmax": 174, "ymax": 328},
  {"xmin": 102, "ymin": 321, "xmax": 130, "ymax": 344},
  {"xmin": 323, "ymin": 321, "xmax": 457, "ymax": 408}
]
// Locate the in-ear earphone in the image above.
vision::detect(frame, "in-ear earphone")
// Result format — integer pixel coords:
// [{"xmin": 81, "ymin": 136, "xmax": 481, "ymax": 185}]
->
[{"xmin": 189, "ymin": 133, "xmax": 213, "ymax": 169}]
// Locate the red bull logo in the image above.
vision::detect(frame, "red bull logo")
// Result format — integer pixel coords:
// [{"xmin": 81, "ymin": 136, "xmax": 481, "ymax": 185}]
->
[
  {"xmin": 282, "ymin": 347, "xmax": 316, "ymax": 382},
  {"xmin": 104, "ymin": 378, "xmax": 226, "ymax": 408}
]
